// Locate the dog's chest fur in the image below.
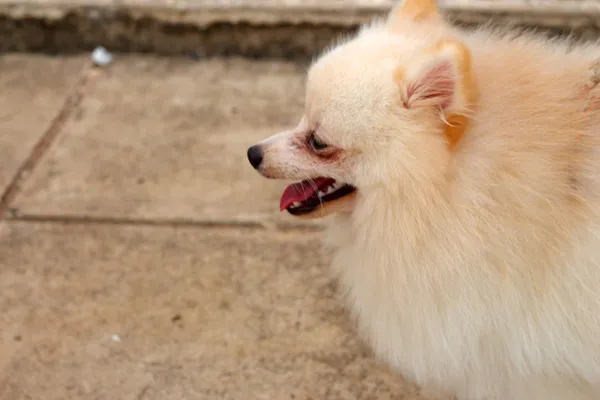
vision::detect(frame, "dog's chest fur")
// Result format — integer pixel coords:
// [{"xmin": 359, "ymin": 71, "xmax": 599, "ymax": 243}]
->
[{"xmin": 324, "ymin": 165, "xmax": 600, "ymax": 400}]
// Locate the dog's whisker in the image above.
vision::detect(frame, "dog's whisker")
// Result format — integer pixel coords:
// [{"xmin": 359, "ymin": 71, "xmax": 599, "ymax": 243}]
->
[{"xmin": 304, "ymin": 175, "xmax": 326, "ymax": 208}]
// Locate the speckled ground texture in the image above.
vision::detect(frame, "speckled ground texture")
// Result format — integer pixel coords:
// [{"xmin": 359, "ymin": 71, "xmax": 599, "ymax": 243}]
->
[{"xmin": 0, "ymin": 54, "xmax": 442, "ymax": 400}]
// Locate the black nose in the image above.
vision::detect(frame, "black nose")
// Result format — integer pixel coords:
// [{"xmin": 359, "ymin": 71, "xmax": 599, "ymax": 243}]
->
[{"xmin": 247, "ymin": 145, "xmax": 263, "ymax": 169}]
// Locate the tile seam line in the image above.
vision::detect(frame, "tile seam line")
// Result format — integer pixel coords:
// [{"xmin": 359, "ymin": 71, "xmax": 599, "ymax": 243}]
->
[
  {"xmin": 0, "ymin": 62, "xmax": 99, "ymax": 219},
  {"xmin": 6, "ymin": 214, "xmax": 324, "ymax": 232}
]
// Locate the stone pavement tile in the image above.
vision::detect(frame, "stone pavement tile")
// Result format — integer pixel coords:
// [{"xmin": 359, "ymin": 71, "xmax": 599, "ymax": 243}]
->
[
  {"xmin": 0, "ymin": 223, "xmax": 43, "ymax": 376},
  {"xmin": 0, "ymin": 222, "xmax": 433, "ymax": 400},
  {"xmin": 13, "ymin": 56, "xmax": 319, "ymax": 226},
  {"xmin": 0, "ymin": 55, "xmax": 85, "ymax": 196}
]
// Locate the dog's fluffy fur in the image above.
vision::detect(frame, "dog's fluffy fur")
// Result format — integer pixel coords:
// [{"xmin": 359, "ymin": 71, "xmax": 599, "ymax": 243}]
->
[{"xmin": 248, "ymin": 1, "xmax": 600, "ymax": 398}]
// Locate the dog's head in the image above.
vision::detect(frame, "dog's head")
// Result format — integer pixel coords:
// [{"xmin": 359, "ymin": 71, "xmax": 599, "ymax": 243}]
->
[{"xmin": 247, "ymin": 0, "xmax": 478, "ymax": 219}]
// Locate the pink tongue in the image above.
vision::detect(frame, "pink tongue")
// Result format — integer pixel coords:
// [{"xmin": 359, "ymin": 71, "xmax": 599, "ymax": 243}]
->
[{"xmin": 280, "ymin": 178, "xmax": 335, "ymax": 211}]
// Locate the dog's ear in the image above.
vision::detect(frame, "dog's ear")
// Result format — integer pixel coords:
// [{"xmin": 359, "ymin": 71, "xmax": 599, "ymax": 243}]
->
[
  {"xmin": 393, "ymin": 39, "xmax": 478, "ymax": 149},
  {"xmin": 394, "ymin": 39, "xmax": 476, "ymax": 112},
  {"xmin": 387, "ymin": 0, "xmax": 441, "ymax": 29}
]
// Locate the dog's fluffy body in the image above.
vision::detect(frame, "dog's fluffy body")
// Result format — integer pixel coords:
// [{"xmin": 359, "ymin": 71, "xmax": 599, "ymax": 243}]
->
[
  {"xmin": 324, "ymin": 19, "xmax": 600, "ymax": 400},
  {"xmin": 250, "ymin": 1, "xmax": 600, "ymax": 398}
]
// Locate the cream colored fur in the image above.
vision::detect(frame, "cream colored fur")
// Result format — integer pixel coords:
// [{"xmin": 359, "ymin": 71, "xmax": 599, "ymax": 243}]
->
[{"xmin": 249, "ymin": 1, "xmax": 600, "ymax": 398}]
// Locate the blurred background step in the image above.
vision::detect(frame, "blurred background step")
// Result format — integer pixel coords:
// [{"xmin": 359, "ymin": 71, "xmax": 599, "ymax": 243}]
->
[{"xmin": 1, "ymin": 0, "xmax": 600, "ymax": 57}]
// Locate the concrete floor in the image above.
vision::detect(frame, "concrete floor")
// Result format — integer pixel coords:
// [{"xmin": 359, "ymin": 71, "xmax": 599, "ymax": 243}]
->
[{"xmin": 0, "ymin": 55, "xmax": 435, "ymax": 400}]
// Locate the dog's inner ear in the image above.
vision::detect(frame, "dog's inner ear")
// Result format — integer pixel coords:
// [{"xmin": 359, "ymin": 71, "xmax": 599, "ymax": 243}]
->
[
  {"xmin": 393, "ymin": 39, "xmax": 479, "ymax": 150},
  {"xmin": 387, "ymin": 0, "xmax": 441, "ymax": 29}
]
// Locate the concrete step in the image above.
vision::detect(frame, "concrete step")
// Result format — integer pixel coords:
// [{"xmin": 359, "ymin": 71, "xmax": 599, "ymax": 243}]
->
[{"xmin": 1, "ymin": 0, "xmax": 600, "ymax": 57}]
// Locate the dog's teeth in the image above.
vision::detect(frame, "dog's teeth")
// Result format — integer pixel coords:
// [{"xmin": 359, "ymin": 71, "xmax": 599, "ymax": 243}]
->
[
  {"xmin": 318, "ymin": 191, "xmax": 326, "ymax": 197},
  {"xmin": 292, "ymin": 201, "xmax": 302, "ymax": 207},
  {"xmin": 326, "ymin": 186, "xmax": 335, "ymax": 194}
]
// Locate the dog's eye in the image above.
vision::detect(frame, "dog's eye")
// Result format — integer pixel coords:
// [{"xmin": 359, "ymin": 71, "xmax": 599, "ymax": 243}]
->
[{"xmin": 308, "ymin": 132, "xmax": 328, "ymax": 151}]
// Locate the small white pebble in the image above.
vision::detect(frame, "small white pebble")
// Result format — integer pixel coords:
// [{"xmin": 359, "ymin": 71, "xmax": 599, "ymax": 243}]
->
[
  {"xmin": 111, "ymin": 334, "xmax": 121, "ymax": 342},
  {"xmin": 91, "ymin": 46, "xmax": 113, "ymax": 67}
]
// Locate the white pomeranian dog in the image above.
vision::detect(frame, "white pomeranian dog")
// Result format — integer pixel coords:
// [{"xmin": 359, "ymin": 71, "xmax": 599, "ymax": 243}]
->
[{"xmin": 247, "ymin": 1, "xmax": 600, "ymax": 398}]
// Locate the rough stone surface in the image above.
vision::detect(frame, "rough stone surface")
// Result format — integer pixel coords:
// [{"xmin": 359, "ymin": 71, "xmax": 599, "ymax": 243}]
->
[
  {"xmin": 0, "ymin": 222, "xmax": 42, "ymax": 377},
  {"xmin": 14, "ymin": 57, "xmax": 318, "ymax": 227},
  {"xmin": 0, "ymin": 222, "xmax": 433, "ymax": 400},
  {"xmin": 0, "ymin": 55, "xmax": 85, "ymax": 196}
]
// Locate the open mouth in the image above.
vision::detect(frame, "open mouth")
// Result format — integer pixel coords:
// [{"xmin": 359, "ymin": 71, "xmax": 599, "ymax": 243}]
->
[{"xmin": 279, "ymin": 177, "xmax": 357, "ymax": 216}]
